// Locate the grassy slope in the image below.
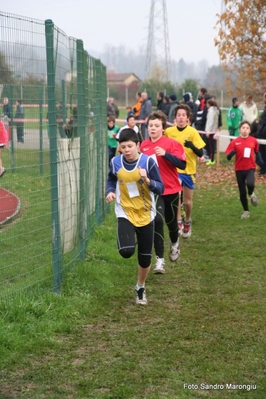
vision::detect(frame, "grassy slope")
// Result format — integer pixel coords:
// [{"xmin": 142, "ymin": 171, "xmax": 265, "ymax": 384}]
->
[{"xmin": 0, "ymin": 158, "xmax": 265, "ymax": 399}]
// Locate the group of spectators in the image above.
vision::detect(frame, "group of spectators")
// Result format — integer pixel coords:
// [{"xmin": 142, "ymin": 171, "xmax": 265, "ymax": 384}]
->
[
  {"xmin": 0, "ymin": 97, "xmax": 25, "ymax": 177},
  {"xmin": 107, "ymin": 88, "xmax": 266, "ymax": 173},
  {"xmin": 107, "ymin": 89, "xmax": 238, "ymax": 165},
  {"xmin": 2, "ymin": 97, "xmax": 25, "ymax": 143}
]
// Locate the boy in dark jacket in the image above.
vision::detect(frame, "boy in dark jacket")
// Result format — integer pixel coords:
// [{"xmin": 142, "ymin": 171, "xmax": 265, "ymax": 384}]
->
[{"xmin": 14, "ymin": 100, "xmax": 24, "ymax": 143}]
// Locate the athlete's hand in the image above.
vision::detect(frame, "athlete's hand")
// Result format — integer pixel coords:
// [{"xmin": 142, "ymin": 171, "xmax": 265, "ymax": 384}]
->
[
  {"xmin": 154, "ymin": 146, "xmax": 166, "ymax": 156},
  {"xmin": 184, "ymin": 140, "xmax": 193, "ymax": 149},
  {"xmin": 106, "ymin": 192, "xmax": 116, "ymax": 203},
  {"xmin": 138, "ymin": 167, "xmax": 150, "ymax": 184}
]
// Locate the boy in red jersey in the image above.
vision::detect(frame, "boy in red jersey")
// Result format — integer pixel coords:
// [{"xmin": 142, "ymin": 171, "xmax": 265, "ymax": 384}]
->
[
  {"xmin": 140, "ymin": 111, "xmax": 186, "ymax": 274},
  {"xmin": 225, "ymin": 121, "xmax": 262, "ymax": 219}
]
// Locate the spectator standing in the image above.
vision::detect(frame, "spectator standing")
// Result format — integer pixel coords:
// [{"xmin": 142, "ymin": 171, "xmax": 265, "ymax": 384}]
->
[
  {"xmin": 107, "ymin": 115, "xmax": 119, "ymax": 164},
  {"xmin": 165, "ymin": 104, "xmax": 205, "ymax": 238},
  {"xmin": 107, "ymin": 98, "xmax": 115, "ymax": 117},
  {"xmin": 226, "ymin": 97, "xmax": 243, "ymax": 138},
  {"xmin": 125, "ymin": 106, "xmax": 134, "ymax": 124},
  {"xmin": 239, "ymin": 94, "xmax": 258, "ymax": 125},
  {"xmin": 2, "ymin": 97, "xmax": 11, "ymax": 146},
  {"xmin": 225, "ymin": 121, "xmax": 261, "ymax": 219},
  {"xmin": 139, "ymin": 92, "xmax": 152, "ymax": 140},
  {"xmin": 64, "ymin": 106, "xmax": 78, "ymax": 138},
  {"xmin": 0, "ymin": 119, "xmax": 8, "ymax": 177},
  {"xmin": 195, "ymin": 88, "xmax": 208, "ymax": 130},
  {"xmin": 156, "ymin": 91, "xmax": 165, "ymax": 112},
  {"xmin": 168, "ymin": 94, "xmax": 179, "ymax": 124},
  {"xmin": 195, "ymin": 90, "xmax": 211, "ymax": 132},
  {"xmin": 209, "ymin": 95, "xmax": 223, "ymax": 156},
  {"xmin": 3, "ymin": 97, "xmax": 11, "ymax": 119},
  {"xmin": 205, "ymin": 99, "xmax": 219, "ymax": 165},
  {"xmin": 183, "ymin": 92, "xmax": 197, "ymax": 125},
  {"xmin": 106, "ymin": 98, "xmax": 119, "ymax": 117},
  {"xmin": 210, "ymin": 95, "xmax": 223, "ymax": 131},
  {"xmin": 56, "ymin": 101, "xmax": 64, "ymax": 138},
  {"xmin": 111, "ymin": 98, "xmax": 119, "ymax": 118},
  {"xmin": 116, "ymin": 115, "xmax": 143, "ymax": 153},
  {"xmin": 133, "ymin": 92, "xmax": 142, "ymax": 120},
  {"xmin": 195, "ymin": 90, "xmax": 211, "ymax": 161},
  {"xmin": 14, "ymin": 100, "xmax": 24, "ymax": 143},
  {"xmin": 256, "ymin": 92, "xmax": 266, "ymax": 176},
  {"xmin": 117, "ymin": 114, "xmax": 141, "ymax": 140},
  {"xmin": 162, "ymin": 95, "xmax": 171, "ymax": 117},
  {"xmin": 106, "ymin": 128, "xmax": 164, "ymax": 305},
  {"xmin": 140, "ymin": 111, "xmax": 186, "ymax": 274},
  {"xmin": 126, "ymin": 106, "xmax": 134, "ymax": 116}
]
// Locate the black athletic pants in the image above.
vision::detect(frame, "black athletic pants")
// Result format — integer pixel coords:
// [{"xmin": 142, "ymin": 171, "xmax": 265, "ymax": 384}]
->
[
  {"xmin": 117, "ymin": 218, "xmax": 154, "ymax": 268},
  {"xmin": 154, "ymin": 193, "xmax": 179, "ymax": 258},
  {"xmin": 235, "ymin": 169, "xmax": 255, "ymax": 211}
]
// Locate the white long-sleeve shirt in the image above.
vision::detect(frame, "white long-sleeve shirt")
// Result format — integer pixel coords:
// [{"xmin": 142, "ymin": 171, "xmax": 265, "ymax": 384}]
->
[
  {"xmin": 205, "ymin": 106, "xmax": 219, "ymax": 133},
  {"xmin": 239, "ymin": 101, "xmax": 258, "ymax": 124}
]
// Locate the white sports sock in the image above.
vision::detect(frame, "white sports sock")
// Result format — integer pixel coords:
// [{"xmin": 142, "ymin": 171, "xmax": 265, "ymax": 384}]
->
[{"xmin": 136, "ymin": 283, "xmax": 145, "ymax": 291}]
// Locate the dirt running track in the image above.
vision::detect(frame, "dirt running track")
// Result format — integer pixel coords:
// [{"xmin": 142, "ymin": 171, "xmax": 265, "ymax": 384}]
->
[{"xmin": 0, "ymin": 188, "xmax": 20, "ymax": 226}]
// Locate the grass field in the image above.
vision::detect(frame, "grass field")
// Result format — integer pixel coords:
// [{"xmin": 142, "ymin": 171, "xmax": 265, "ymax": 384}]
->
[{"xmin": 0, "ymin": 157, "xmax": 265, "ymax": 398}]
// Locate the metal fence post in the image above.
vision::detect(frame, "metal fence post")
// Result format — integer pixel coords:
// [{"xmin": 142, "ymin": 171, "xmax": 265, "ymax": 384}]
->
[
  {"xmin": 9, "ymin": 84, "xmax": 15, "ymax": 171},
  {"xmin": 94, "ymin": 60, "xmax": 103, "ymax": 225},
  {"xmin": 76, "ymin": 39, "xmax": 86, "ymax": 259},
  {"xmin": 61, "ymin": 80, "xmax": 66, "ymax": 125},
  {"xmin": 45, "ymin": 19, "xmax": 62, "ymax": 294},
  {"xmin": 39, "ymin": 82, "xmax": 43, "ymax": 175}
]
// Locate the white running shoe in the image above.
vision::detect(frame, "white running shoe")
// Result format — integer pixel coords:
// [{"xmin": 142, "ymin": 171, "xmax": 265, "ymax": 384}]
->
[
  {"xmin": 135, "ymin": 287, "xmax": 147, "ymax": 305},
  {"xmin": 241, "ymin": 211, "xmax": 250, "ymax": 219},
  {"xmin": 153, "ymin": 256, "xmax": 165, "ymax": 274},
  {"xmin": 169, "ymin": 241, "xmax": 180, "ymax": 262},
  {"xmin": 250, "ymin": 193, "xmax": 259, "ymax": 206}
]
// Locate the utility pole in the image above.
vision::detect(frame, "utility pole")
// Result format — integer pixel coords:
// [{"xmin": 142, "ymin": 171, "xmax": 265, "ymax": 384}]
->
[{"xmin": 145, "ymin": 0, "xmax": 171, "ymax": 81}]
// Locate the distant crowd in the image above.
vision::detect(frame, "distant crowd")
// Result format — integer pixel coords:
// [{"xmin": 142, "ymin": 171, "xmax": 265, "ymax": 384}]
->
[{"xmin": 107, "ymin": 89, "xmax": 266, "ymax": 169}]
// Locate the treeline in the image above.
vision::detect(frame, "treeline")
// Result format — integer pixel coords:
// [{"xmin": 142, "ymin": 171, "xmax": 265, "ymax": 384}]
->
[{"xmin": 88, "ymin": 44, "xmax": 224, "ymax": 86}]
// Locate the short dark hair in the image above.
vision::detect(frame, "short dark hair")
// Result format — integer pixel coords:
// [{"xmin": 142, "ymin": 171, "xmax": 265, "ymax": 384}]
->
[
  {"xmin": 118, "ymin": 128, "xmax": 139, "ymax": 144},
  {"xmin": 200, "ymin": 88, "xmax": 207, "ymax": 95},
  {"xmin": 207, "ymin": 99, "xmax": 217, "ymax": 107},
  {"xmin": 174, "ymin": 104, "xmax": 192, "ymax": 119},
  {"xmin": 126, "ymin": 114, "xmax": 135, "ymax": 122},
  {"xmin": 239, "ymin": 120, "xmax": 251, "ymax": 129},
  {"xmin": 107, "ymin": 115, "xmax": 116, "ymax": 123},
  {"xmin": 147, "ymin": 111, "xmax": 167, "ymax": 130}
]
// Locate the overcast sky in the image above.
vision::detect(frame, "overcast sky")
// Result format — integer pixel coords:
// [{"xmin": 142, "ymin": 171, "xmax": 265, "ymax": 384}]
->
[{"xmin": 1, "ymin": 0, "xmax": 222, "ymax": 66}]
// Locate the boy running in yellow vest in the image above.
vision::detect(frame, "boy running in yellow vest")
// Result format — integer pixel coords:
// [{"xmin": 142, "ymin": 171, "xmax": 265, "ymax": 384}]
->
[{"xmin": 165, "ymin": 104, "xmax": 205, "ymax": 238}]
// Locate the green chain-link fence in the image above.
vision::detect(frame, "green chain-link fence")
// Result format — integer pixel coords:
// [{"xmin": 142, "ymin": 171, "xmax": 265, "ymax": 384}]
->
[{"xmin": 0, "ymin": 12, "xmax": 108, "ymax": 299}]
